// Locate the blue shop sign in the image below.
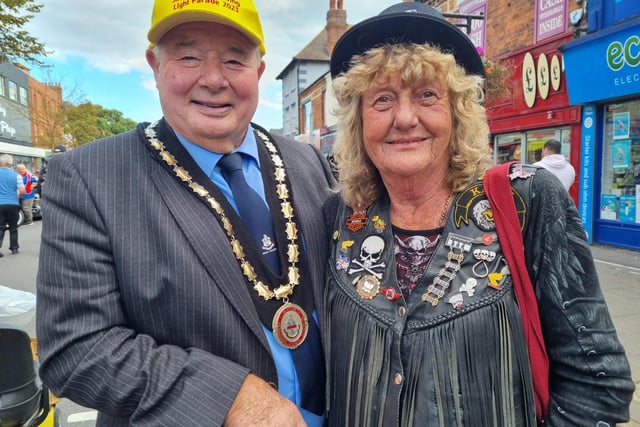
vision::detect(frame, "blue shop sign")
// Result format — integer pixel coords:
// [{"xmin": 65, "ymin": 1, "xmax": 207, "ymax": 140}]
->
[{"xmin": 561, "ymin": 20, "xmax": 639, "ymax": 105}]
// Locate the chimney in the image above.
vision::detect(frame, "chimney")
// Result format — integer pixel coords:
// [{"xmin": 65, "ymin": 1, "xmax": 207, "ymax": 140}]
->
[{"xmin": 326, "ymin": 0, "xmax": 347, "ymax": 54}]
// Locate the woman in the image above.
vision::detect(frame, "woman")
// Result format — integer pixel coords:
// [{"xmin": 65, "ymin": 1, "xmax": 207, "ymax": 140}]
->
[{"xmin": 323, "ymin": 3, "xmax": 635, "ymax": 426}]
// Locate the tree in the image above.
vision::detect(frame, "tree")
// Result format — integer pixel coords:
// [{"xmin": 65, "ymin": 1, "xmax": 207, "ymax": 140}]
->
[
  {"xmin": 0, "ymin": 0, "xmax": 50, "ymax": 65},
  {"xmin": 64, "ymin": 102, "xmax": 136, "ymax": 146}
]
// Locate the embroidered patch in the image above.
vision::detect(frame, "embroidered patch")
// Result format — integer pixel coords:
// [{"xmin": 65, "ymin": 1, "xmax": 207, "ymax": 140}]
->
[
  {"xmin": 346, "ymin": 210, "xmax": 368, "ymax": 232},
  {"xmin": 348, "ymin": 235, "xmax": 386, "ymax": 279},
  {"xmin": 471, "ymin": 199, "xmax": 496, "ymax": 231},
  {"xmin": 454, "ymin": 182, "xmax": 527, "ymax": 232},
  {"xmin": 453, "ymin": 183, "xmax": 490, "ymax": 229}
]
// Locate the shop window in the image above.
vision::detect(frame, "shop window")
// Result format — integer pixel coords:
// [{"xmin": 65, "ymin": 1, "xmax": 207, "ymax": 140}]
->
[
  {"xmin": 492, "ymin": 127, "xmax": 571, "ymax": 165},
  {"xmin": 526, "ymin": 128, "xmax": 571, "ymax": 163},
  {"xmin": 600, "ymin": 100, "xmax": 640, "ymax": 223},
  {"xmin": 493, "ymin": 133, "xmax": 522, "ymax": 164}
]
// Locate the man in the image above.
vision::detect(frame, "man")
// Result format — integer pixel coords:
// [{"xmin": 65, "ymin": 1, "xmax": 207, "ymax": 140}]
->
[
  {"xmin": 36, "ymin": 145, "xmax": 66, "ymax": 198},
  {"xmin": 16, "ymin": 164, "xmax": 38, "ymax": 225},
  {"xmin": 0, "ymin": 154, "xmax": 25, "ymax": 256},
  {"xmin": 36, "ymin": 2, "xmax": 335, "ymax": 426},
  {"xmin": 533, "ymin": 138, "xmax": 576, "ymax": 191}
]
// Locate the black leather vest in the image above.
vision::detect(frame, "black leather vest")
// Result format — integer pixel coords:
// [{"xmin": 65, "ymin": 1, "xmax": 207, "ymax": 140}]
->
[{"xmin": 324, "ymin": 179, "xmax": 538, "ymax": 426}]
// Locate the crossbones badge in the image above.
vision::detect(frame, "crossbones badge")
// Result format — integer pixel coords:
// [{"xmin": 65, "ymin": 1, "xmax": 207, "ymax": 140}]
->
[{"xmin": 348, "ymin": 235, "xmax": 386, "ymax": 279}]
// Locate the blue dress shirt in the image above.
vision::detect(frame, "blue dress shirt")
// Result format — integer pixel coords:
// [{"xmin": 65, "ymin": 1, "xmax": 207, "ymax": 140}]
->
[{"xmin": 175, "ymin": 127, "xmax": 323, "ymax": 426}]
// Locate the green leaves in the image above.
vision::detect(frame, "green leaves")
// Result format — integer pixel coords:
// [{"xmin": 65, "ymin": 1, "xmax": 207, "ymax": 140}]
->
[{"xmin": 0, "ymin": 0, "xmax": 50, "ymax": 65}]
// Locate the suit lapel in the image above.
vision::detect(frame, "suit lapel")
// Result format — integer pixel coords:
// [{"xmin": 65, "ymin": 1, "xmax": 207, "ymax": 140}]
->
[{"xmin": 145, "ymin": 136, "xmax": 270, "ymax": 351}]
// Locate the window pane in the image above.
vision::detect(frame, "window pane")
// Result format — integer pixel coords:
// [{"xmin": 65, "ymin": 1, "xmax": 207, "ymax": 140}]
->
[
  {"xmin": 19, "ymin": 87, "xmax": 28, "ymax": 105},
  {"xmin": 600, "ymin": 100, "xmax": 640, "ymax": 223},
  {"xmin": 8, "ymin": 81, "xmax": 18, "ymax": 101},
  {"xmin": 494, "ymin": 133, "xmax": 522, "ymax": 164}
]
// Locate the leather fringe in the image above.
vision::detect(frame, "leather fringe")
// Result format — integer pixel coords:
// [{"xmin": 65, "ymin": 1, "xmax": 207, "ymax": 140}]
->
[{"xmin": 325, "ymin": 277, "xmax": 538, "ymax": 426}]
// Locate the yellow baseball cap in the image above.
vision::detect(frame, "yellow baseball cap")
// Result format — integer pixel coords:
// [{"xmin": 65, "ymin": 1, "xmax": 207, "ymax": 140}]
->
[{"xmin": 147, "ymin": 0, "xmax": 265, "ymax": 55}]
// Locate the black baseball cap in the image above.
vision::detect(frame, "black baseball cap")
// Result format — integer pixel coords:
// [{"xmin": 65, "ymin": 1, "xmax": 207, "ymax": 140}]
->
[{"xmin": 330, "ymin": 2, "xmax": 485, "ymax": 78}]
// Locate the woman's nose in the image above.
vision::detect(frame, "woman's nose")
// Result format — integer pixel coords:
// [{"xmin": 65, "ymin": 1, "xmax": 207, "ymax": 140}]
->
[{"xmin": 393, "ymin": 97, "xmax": 419, "ymax": 129}]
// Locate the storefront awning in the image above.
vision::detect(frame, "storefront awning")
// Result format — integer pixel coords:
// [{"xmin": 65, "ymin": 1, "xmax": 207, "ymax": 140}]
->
[{"xmin": 559, "ymin": 19, "xmax": 640, "ymax": 105}]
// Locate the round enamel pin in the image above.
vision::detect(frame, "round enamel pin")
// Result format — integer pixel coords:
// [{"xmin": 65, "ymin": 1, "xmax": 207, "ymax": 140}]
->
[{"xmin": 355, "ymin": 274, "xmax": 381, "ymax": 299}]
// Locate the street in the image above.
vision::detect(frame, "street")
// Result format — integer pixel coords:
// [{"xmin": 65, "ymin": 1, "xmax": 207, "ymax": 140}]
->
[{"xmin": 1, "ymin": 221, "xmax": 639, "ymax": 426}]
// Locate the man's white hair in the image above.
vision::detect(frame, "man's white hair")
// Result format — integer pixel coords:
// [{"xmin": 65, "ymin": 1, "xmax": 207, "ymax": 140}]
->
[{"xmin": 0, "ymin": 154, "xmax": 14, "ymax": 167}]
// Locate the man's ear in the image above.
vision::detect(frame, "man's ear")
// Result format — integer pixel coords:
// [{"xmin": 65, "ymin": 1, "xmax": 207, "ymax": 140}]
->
[{"xmin": 145, "ymin": 49, "xmax": 160, "ymax": 80}]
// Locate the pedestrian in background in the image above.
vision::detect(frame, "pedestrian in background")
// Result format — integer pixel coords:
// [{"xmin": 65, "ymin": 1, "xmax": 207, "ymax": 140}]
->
[
  {"xmin": 16, "ymin": 163, "xmax": 38, "ymax": 225},
  {"xmin": 35, "ymin": 1, "xmax": 334, "ymax": 426},
  {"xmin": 36, "ymin": 144, "xmax": 66, "ymax": 198},
  {"xmin": 533, "ymin": 138, "xmax": 576, "ymax": 191},
  {"xmin": 0, "ymin": 154, "xmax": 25, "ymax": 256},
  {"xmin": 323, "ymin": 2, "xmax": 634, "ymax": 426}
]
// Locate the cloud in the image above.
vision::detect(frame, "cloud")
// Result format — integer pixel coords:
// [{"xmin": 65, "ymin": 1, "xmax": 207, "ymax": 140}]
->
[{"xmin": 23, "ymin": 0, "xmax": 393, "ymax": 128}]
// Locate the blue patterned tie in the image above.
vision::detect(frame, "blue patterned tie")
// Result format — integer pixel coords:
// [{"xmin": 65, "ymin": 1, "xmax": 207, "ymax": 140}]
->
[{"xmin": 218, "ymin": 152, "xmax": 280, "ymax": 275}]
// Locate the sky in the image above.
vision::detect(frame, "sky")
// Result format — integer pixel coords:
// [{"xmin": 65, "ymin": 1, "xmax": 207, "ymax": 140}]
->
[{"xmin": 24, "ymin": 0, "xmax": 400, "ymax": 131}]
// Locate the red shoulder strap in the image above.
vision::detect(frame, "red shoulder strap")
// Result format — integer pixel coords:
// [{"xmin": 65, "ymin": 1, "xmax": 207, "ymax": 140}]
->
[{"xmin": 483, "ymin": 162, "xmax": 549, "ymax": 420}]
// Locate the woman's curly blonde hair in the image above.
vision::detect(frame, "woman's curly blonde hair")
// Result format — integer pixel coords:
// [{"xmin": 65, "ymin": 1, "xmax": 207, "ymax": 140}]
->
[{"xmin": 331, "ymin": 43, "xmax": 491, "ymax": 208}]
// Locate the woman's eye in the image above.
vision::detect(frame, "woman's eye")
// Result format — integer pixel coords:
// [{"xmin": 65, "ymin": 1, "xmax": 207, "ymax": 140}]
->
[
  {"xmin": 374, "ymin": 95, "xmax": 391, "ymax": 105},
  {"xmin": 420, "ymin": 90, "xmax": 441, "ymax": 105},
  {"xmin": 422, "ymin": 90, "xmax": 436, "ymax": 99},
  {"xmin": 371, "ymin": 95, "xmax": 393, "ymax": 110}
]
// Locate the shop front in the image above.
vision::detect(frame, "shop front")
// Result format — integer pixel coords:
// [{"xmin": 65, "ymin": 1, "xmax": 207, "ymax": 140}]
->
[
  {"xmin": 487, "ymin": 35, "xmax": 582, "ymax": 205},
  {"xmin": 561, "ymin": 18, "xmax": 640, "ymax": 250}
]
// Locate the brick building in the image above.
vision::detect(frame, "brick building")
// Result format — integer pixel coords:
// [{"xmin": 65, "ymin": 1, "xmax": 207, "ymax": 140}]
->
[
  {"xmin": 28, "ymin": 76, "xmax": 64, "ymax": 151},
  {"xmin": 280, "ymin": 0, "xmax": 640, "ymax": 250}
]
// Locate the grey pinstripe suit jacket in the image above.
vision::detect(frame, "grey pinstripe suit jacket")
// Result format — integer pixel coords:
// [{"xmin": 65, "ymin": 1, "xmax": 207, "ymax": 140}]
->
[{"xmin": 35, "ymin": 123, "xmax": 335, "ymax": 426}]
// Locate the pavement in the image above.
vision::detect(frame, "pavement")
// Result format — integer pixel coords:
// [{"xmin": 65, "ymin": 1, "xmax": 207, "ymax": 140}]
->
[{"xmin": 590, "ymin": 244, "xmax": 640, "ymax": 426}]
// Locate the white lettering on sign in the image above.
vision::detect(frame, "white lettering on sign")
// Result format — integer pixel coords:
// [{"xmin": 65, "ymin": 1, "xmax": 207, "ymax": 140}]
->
[
  {"xmin": 0, "ymin": 121, "xmax": 17, "ymax": 137},
  {"xmin": 614, "ymin": 73, "xmax": 640, "ymax": 85},
  {"xmin": 539, "ymin": 0, "xmax": 563, "ymax": 10},
  {"xmin": 538, "ymin": 15, "xmax": 563, "ymax": 34}
]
